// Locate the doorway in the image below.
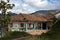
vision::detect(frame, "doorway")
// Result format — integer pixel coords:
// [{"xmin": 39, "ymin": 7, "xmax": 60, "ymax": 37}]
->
[{"xmin": 42, "ymin": 23, "xmax": 46, "ymax": 30}]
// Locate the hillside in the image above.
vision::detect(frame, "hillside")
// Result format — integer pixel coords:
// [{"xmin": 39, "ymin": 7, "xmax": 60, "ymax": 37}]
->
[
  {"xmin": 0, "ymin": 13, "xmax": 17, "ymax": 16},
  {"xmin": 32, "ymin": 10, "xmax": 57, "ymax": 14}
]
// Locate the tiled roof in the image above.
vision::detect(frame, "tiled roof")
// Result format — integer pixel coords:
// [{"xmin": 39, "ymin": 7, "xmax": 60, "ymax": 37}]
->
[{"xmin": 11, "ymin": 14, "xmax": 53, "ymax": 22}]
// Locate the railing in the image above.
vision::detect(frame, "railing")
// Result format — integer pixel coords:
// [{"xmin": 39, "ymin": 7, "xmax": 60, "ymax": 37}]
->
[
  {"xmin": 11, "ymin": 27, "xmax": 42, "ymax": 31},
  {"xmin": 19, "ymin": 28, "xmax": 34, "ymax": 31},
  {"xmin": 11, "ymin": 27, "xmax": 37, "ymax": 31}
]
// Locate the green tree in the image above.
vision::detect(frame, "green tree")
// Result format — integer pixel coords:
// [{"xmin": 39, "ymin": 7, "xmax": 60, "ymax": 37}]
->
[{"xmin": 0, "ymin": 0, "xmax": 15, "ymax": 37}]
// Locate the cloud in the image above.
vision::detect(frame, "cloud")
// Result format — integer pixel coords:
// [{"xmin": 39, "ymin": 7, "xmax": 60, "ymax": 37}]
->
[
  {"xmin": 7, "ymin": 0, "xmax": 60, "ymax": 14},
  {"xmin": 23, "ymin": 0, "xmax": 59, "ymax": 10},
  {"xmin": 23, "ymin": 0, "xmax": 48, "ymax": 7},
  {"xmin": 9, "ymin": 0, "xmax": 37, "ymax": 14},
  {"xmin": 11, "ymin": 3, "xmax": 36, "ymax": 14}
]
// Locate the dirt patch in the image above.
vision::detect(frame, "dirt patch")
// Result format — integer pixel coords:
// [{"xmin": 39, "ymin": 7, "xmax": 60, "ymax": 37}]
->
[{"xmin": 26, "ymin": 30, "xmax": 48, "ymax": 35}]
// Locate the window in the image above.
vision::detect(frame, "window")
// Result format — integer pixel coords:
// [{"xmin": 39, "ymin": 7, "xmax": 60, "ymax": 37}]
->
[{"xmin": 20, "ymin": 23, "xmax": 24, "ymax": 27}]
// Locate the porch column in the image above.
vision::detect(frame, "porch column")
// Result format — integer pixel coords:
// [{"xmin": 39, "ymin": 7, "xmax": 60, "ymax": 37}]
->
[
  {"xmin": 41, "ymin": 23, "xmax": 43, "ymax": 30},
  {"xmin": 46, "ymin": 23, "xmax": 48, "ymax": 30},
  {"xmin": 25, "ymin": 23, "xmax": 28, "ymax": 31},
  {"xmin": 33, "ymin": 24, "xmax": 35, "ymax": 30},
  {"xmin": 34, "ymin": 23, "xmax": 37, "ymax": 30}
]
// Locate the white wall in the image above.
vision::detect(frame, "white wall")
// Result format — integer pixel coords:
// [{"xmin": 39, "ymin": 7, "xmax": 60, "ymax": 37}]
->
[
  {"xmin": 55, "ymin": 13, "xmax": 60, "ymax": 19},
  {"xmin": 11, "ymin": 22, "xmax": 20, "ymax": 31},
  {"xmin": 12, "ymin": 22, "xmax": 19, "ymax": 28}
]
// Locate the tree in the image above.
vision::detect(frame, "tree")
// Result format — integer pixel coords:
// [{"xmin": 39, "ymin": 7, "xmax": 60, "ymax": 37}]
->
[{"xmin": 0, "ymin": 0, "xmax": 15, "ymax": 37}]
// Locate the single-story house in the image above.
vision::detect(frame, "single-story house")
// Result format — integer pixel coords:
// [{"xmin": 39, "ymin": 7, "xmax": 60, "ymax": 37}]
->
[{"xmin": 8, "ymin": 14, "xmax": 53, "ymax": 31}]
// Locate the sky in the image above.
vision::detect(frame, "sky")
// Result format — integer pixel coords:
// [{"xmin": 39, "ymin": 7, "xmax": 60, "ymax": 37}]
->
[{"xmin": 5, "ymin": 0, "xmax": 60, "ymax": 14}]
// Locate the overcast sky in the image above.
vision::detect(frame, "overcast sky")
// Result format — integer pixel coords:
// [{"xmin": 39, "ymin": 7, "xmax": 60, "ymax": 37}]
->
[{"xmin": 7, "ymin": 0, "xmax": 60, "ymax": 14}]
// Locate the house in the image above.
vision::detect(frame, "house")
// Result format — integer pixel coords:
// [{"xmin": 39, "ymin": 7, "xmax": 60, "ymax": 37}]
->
[
  {"xmin": 8, "ymin": 14, "xmax": 53, "ymax": 32},
  {"xmin": 55, "ymin": 11, "xmax": 60, "ymax": 19}
]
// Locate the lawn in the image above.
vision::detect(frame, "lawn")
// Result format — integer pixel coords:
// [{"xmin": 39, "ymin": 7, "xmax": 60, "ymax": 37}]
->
[
  {"xmin": 0, "ymin": 31, "xmax": 30, "ymax": 40},
  {"xmin": 25, "ymin": 36, "xmax": 49, "ymax": 40}
]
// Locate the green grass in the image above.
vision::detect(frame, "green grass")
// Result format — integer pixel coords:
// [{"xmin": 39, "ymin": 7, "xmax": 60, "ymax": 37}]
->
[
  {"xmin": 25, "ymin": 36, "xmax": 49, "ymax": 40},
  {"xmin": 0, "ymin": 31, "xmax": 30, "ymax": 40}
]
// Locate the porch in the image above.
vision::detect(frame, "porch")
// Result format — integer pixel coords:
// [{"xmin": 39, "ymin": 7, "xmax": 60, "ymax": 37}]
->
[
  {"xmin": 8, "ymin": 22, "xmax": 50, "ymax": 31},
  {"xmin": 26, "ymin": 30, "xmax": 48, "ymax": 35}
]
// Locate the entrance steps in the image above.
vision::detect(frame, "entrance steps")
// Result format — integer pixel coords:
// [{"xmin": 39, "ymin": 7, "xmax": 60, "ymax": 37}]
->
[{"xmin": 26, "ymin": 30, "xmax": 48, "ymax": 35}]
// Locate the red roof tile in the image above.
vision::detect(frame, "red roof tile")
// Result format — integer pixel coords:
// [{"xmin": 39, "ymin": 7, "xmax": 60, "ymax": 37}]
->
[{"xmin": 11, "ymin": 14, "xmax": 53, "ymax": 22}]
